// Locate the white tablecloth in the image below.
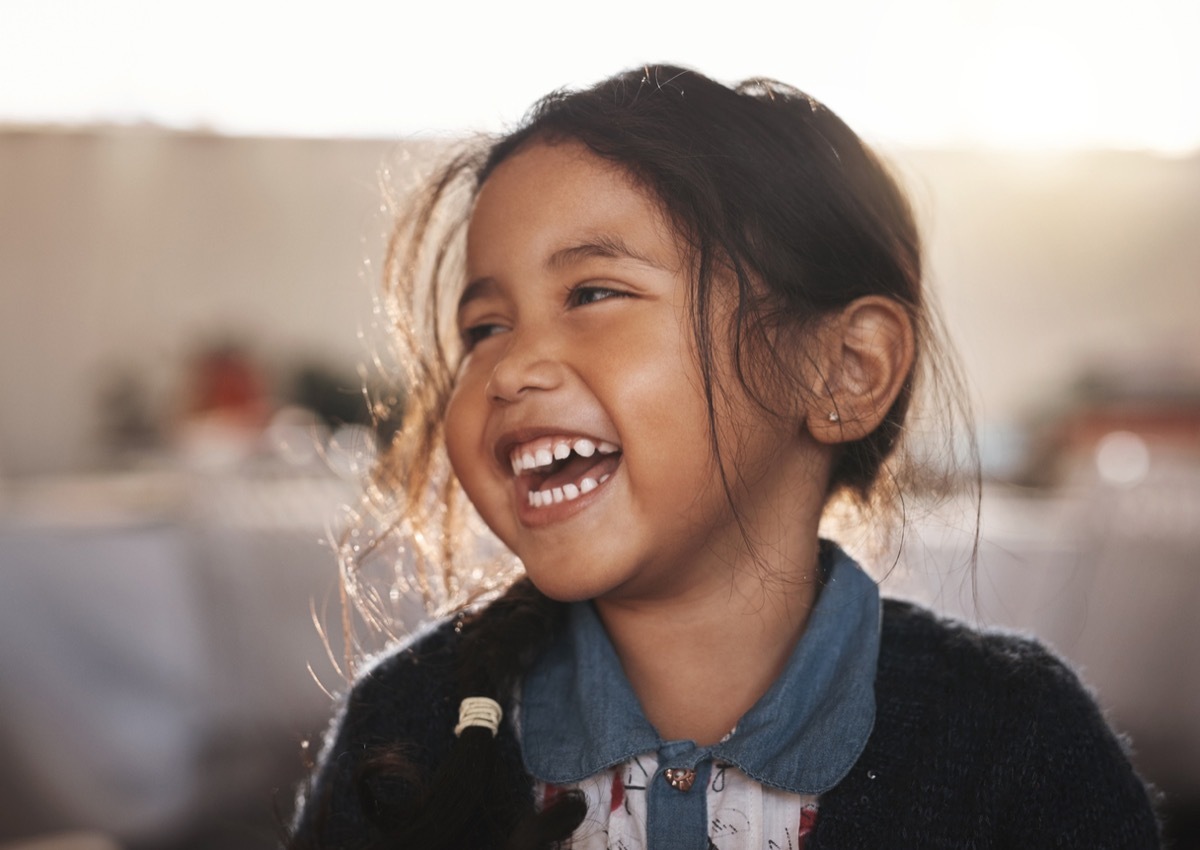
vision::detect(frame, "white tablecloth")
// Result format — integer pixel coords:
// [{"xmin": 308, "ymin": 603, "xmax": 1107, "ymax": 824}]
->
[{"xmin": 0, "ymin": 472, "xmax": 361, "ymax": 845}]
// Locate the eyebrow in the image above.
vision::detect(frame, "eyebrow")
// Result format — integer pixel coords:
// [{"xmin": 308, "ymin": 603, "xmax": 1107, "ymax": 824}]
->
[
  {"xmin": 457, "ymin": 233, "xmax": 665, "ymax": 317},
  {"xmin": 457, "ymin": 277, "xmax": 498, "ymax": 318},
  {"xmin": 546, "ymin": 233, "xmax": 663, "ymax": 272}
]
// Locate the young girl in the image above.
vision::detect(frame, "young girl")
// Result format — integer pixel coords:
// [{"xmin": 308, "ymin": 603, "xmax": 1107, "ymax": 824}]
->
[{"xmin": 289, "ymin": 65, "xmax": 1159, "ymax": 849}]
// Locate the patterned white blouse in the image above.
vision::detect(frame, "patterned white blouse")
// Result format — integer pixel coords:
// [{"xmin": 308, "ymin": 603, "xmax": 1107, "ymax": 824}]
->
[{"xmin": 536, "ymin": 756, "xmax": 820, "ymax": 849}]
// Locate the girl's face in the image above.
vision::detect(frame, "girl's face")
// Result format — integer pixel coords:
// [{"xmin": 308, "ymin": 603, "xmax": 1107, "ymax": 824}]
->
[{"xmin": 445, "ymin": 141, "xmax": 829, "ymax": 604}]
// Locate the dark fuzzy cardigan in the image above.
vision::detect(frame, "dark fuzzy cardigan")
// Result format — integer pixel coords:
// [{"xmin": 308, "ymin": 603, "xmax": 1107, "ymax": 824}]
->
[{"xmin": 292, "ymin": 598, "xmax": 1159, "ymax": 849}]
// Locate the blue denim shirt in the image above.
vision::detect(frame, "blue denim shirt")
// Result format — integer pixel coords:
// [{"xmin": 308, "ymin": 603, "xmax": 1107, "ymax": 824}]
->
[{"xmin": 520, "ymin": 543, "xmax": 881, "ymax": 849}]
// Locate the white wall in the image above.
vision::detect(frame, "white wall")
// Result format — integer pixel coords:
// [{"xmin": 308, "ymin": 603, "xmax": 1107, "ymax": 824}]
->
[
  {"xmin": 902, "ymin": 149, "xmax": 1200, "ymax": 422},
  {"xmin": 1, "ymin": 129, "xmax": 1198, "ymax": 475},
  {"xmin": 0, "ymin": 129, "xmax": 406, "ymax": 474}
]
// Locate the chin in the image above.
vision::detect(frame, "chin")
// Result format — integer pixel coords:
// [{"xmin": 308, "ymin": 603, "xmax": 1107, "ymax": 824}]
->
[{"xmin": 519, "ymin": 560, "xmax": 621, "ymax": 604}]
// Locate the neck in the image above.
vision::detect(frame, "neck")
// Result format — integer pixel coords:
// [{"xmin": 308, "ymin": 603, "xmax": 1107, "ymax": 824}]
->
[{"xmin": 593, "ymin": 540, "xmax": 822, "ymax": 747}]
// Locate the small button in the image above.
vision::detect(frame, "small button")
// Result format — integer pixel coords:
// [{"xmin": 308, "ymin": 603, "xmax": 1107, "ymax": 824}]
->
[{"xmin": 663, "ymin": 768, "xmax": 696, "ymax": 792}]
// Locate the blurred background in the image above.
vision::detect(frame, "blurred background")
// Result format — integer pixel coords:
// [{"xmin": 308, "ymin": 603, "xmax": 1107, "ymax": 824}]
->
[{"xmin": 1, "ymin": 1, "xmax": 1198, "ymax": 848}]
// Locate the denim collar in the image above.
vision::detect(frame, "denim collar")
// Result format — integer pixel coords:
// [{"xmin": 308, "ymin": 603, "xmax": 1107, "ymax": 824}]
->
[{"xmin": 519, "ymin": 542, "xmax": 880, "ymax": 794}]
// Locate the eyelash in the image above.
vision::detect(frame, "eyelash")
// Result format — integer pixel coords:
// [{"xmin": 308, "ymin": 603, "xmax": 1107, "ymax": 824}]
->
[
  {"xmin": 461, "ymin": 323, "xmax": 506, "ymax": 350},
  {"xmin": 460, "ymin": 285, "xmax": 628, "ymax": 351},
  {"xmin": 567, "ymin": 283, "xmax": 626, "ymax": 307}
]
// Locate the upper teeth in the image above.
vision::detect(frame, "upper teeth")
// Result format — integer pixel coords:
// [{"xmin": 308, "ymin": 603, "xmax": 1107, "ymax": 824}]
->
[{"xmin": 510, "ymin": 436, "xmax": 619, "ymax": 475}]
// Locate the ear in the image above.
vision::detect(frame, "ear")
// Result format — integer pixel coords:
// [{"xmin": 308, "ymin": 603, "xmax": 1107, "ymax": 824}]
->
[{"xmin": 805, "ymin": 296, "xmax": 915, "ymax": 445}]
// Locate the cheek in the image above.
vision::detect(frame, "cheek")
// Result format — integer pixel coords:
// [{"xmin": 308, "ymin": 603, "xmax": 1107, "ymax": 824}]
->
[
  {"xmin": 617, "ymin": 352, "xmax": 721, "ymax": 500},
  {"xmin": 443, "ymin": 378, "xmax": 487, "ymax": 497}
]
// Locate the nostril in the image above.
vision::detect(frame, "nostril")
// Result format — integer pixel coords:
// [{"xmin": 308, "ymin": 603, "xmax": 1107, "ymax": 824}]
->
[
  {"xmin": 484, "ymin": 341, "xmax": 566, "ymax": 403},
  {"xmin": 485, "ymin": 364, "xmax": 524, "ymax": 404}
]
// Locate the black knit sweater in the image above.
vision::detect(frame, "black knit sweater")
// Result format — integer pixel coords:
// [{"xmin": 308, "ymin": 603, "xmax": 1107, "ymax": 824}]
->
[{"xmin": 291, "ymin": 598, "xmax": 1160, "ymax": 848}]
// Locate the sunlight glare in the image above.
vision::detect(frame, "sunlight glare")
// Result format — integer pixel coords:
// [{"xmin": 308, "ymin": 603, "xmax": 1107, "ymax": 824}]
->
[
  {"xmin": 962, "ymin": 29, "xmax": 1097, "ymax": 150},
  {"xmin": 955, "ymin": 1, "xmax": 1199, "ymax": 153},
  {"xmin": 1, "ymin": 0, "xmax": 1197, "ymax": 152}
]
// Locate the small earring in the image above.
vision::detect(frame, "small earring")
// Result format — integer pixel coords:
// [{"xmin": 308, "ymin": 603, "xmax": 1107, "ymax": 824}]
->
[{"xmin": 827, "ymin": 411, "xmax": 840, "ymax": 422}]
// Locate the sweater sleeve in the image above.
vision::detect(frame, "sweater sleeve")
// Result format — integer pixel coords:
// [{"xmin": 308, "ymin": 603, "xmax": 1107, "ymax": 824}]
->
[
  {"xmin": 287, "ymin": 625, "xmax": 460, "ymax": 849},
  {"xmin": 811, "ymin": 600, "xmax": 1160, "ymax": 849},
  {"xmin": 994, "ymin": 639, "xmax": 1160, "ymax": 848}
]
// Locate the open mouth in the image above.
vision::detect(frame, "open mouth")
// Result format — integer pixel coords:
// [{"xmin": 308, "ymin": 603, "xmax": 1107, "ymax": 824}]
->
[{"xmin": 508, "ymin": 436, "xmax": 621, "ymax": 508}]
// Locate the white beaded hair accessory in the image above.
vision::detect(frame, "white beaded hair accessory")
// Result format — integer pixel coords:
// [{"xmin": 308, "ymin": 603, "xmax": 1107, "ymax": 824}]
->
[{"xmin": 454, "ymin": 696, "xmax": 503, "ymax": 737}]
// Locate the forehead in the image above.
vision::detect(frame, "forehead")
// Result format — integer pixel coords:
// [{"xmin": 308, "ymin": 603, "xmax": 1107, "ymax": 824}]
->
[{"xmin": 466, "ymin": 141, "xmax": 679, "ymax": 276}]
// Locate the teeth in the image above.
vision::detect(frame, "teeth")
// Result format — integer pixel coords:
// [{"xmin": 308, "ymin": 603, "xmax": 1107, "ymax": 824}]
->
[
  {"xmin": 526, "ymin": 473, "xmax": 612, "ymax": 509},
  {"xmin": 509, "ymin": 436, "xmax": 621, "ymax": 474}
]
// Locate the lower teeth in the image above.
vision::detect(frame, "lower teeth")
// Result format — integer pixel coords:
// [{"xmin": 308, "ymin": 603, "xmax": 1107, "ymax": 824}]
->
[{"xmin": 529, "ymin": 474, "xmax": 609, "ymax": 508}]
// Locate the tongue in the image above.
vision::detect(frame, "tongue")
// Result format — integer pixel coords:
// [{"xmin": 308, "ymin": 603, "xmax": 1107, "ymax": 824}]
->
[{"xmin": 537, "ymin": 452, "xmax": 620, "ymax": 490}]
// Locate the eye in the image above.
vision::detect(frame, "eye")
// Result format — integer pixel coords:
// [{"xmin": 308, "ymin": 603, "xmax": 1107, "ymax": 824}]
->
[
  {"xmin": 461, "ymin": 322, "xmax": 508, "ymax": 350},
  {"xmin": 567, "ymin": 284, "xmax": 627, "ymax": 308}
]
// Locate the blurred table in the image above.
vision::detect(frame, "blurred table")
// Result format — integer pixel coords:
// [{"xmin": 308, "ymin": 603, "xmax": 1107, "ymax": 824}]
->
[{"xmin": 0, "ymin": 470, "xmax": 361, "ymax": 846}]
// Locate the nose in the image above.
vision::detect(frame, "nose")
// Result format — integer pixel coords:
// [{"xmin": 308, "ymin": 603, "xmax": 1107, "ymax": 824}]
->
[{"xmin": 484, "ymin": 333, "xmax": 565, "ymax": 404}]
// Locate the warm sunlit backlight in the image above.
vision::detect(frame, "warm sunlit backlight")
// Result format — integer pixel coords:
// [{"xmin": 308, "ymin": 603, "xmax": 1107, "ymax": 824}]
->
[
  {"xmin": 1, "ymin": 0, "xmax": 1196, "ymax": 153},
  {"xmin": 961, "ymin": 29, "xmax": 1098, "ymax": 150},
  {"xmin": 953, "ymin": 4, "xmax": 1199, "ymax": 153}
]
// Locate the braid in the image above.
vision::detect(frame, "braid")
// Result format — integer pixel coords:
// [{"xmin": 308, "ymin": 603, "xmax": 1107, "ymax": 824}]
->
[
  {"xmin": 456, "ymin": 581, "xmax": 588, "ymax": 848},
  {"xmin": 327, "ymin": 580, "xmax": 587, "ymax": 849}
]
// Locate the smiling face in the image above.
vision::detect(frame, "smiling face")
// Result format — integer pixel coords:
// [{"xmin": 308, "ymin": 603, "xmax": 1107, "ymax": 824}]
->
[{"xmin": 444, "ymin": 141, "xmax": 831, "ymax": 604}]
